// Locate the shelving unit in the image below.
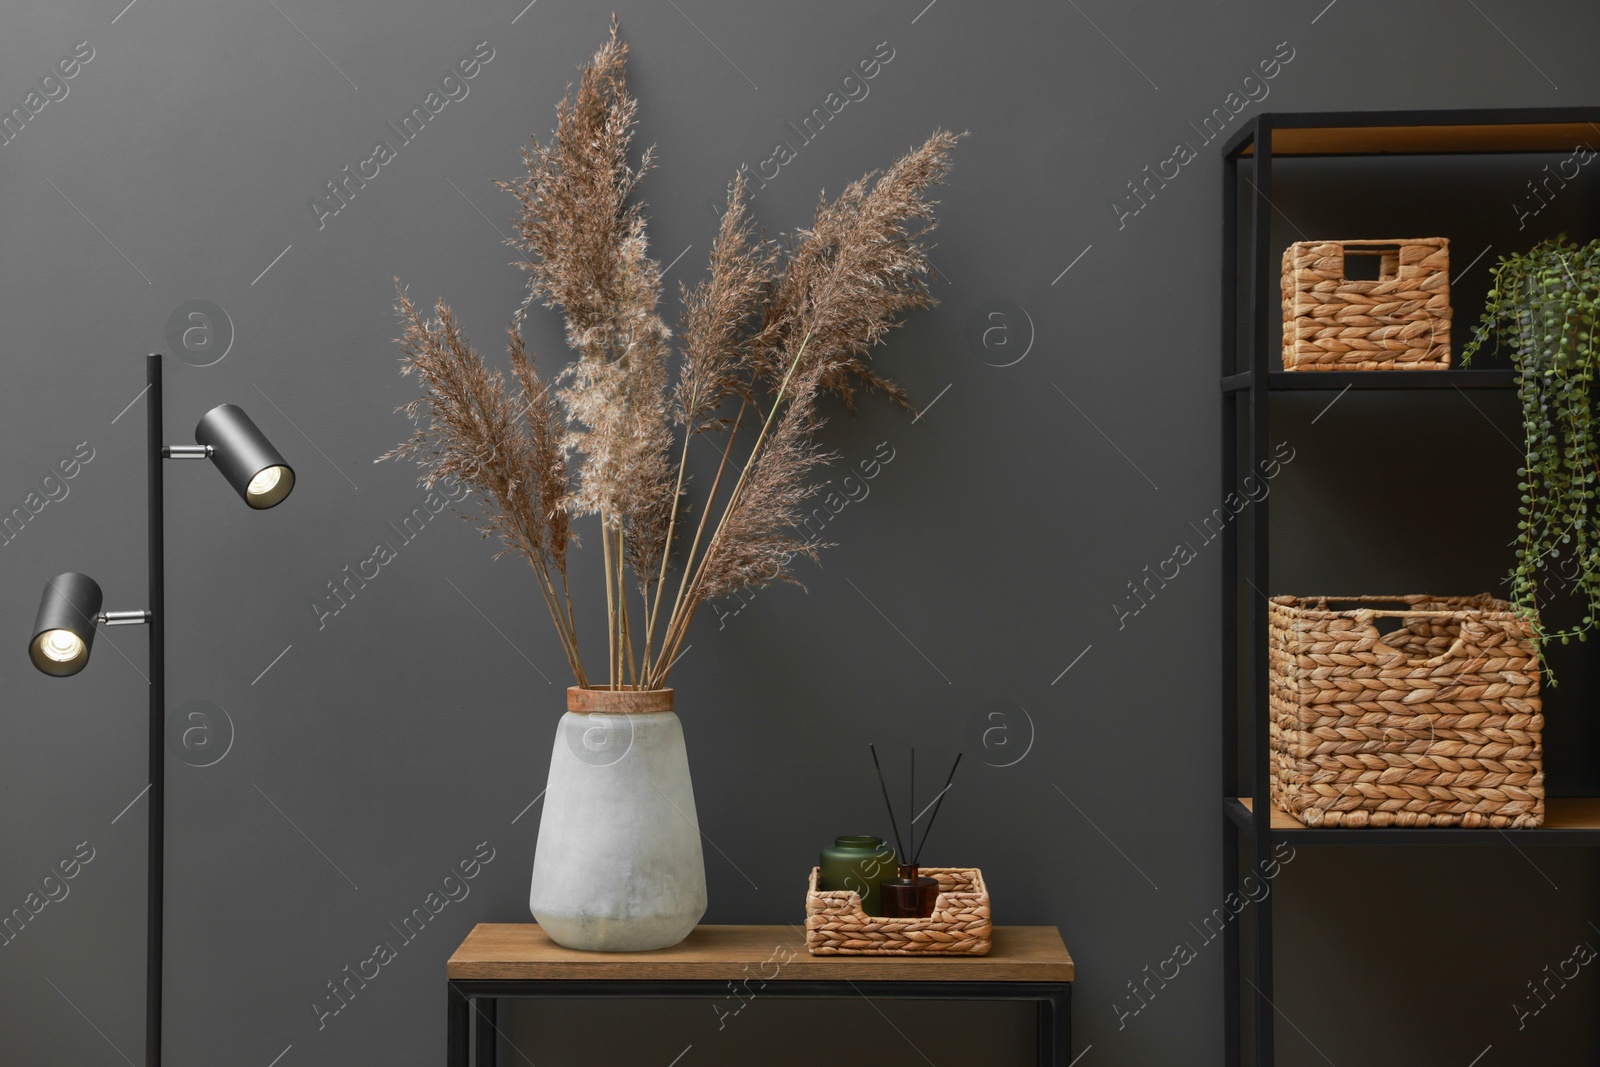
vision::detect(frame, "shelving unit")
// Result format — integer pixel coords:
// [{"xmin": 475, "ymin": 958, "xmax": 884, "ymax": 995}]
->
[{"xmin": 1219, "ymin": 107, "xmax": 1600, "ymax": 1066}]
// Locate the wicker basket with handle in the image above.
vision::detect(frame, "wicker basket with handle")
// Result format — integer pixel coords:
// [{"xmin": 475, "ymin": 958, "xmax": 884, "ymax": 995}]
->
[
  {"xmin": 805, "ymin": 866, "xmax": 991, "ymax": 955},
  {"xmin": 1269, "ymin": 594, "xmax": 1543, "ymax": 828},
  {"xmin": 1281, "ymin": 238, "xmax": 1451, "ymax": 370}
]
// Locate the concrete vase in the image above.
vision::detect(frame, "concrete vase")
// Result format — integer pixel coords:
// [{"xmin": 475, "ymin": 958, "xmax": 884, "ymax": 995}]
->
[{"xmin": 528, "ymin": 686, "xmax": 707, "ymax": 951}]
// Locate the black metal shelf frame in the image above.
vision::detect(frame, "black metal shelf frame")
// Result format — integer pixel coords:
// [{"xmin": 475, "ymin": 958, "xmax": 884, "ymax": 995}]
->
[{"xmin": 1219, "ymin": 106, "xmax": 1600, "ymax": 1067}]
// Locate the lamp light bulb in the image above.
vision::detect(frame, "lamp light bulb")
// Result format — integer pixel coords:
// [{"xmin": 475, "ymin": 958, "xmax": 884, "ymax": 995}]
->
[
  {"xmin": 247, "ymin": 466, "xmax": 283, "ymax": 499},
  {"xmin": 39, "ymin": 629, "xmax": 84, "ymax": 663}
]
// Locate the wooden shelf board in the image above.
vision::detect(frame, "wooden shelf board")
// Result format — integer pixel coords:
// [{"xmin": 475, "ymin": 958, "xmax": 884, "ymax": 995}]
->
[
  {"xmin": 448, "ymin": 923, "xmax": 1074, "ymax": 982},
  {"xmin": 1271, "ymin": 369, "xmax": 1514, "ymax": 390},
  {"xmin": 1241, "ymin": 122, "xmax": 1599, "ymax": 157},
  {"xmin": 1236, "ymin": 796, "xmax": 1600, "ymax": 833},
  {"xmin": 1224, "ymin": 370, "xmax": 1517, "ymax": 392}
]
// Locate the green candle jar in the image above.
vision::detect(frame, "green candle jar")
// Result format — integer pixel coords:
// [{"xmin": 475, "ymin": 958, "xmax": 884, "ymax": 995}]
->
[{"xmin": 818, "ymin": 835, "xmax": 898, "ymax": 916}]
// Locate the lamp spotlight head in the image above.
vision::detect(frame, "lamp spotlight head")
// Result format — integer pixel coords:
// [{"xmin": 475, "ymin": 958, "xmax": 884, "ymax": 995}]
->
[
  {"xmin": 29, "ymin": 572, "xmax": 102, "ymax": 677},
  {"xmin": 194, "ymin": 403, "xmax": 295, "ymax": 509}
]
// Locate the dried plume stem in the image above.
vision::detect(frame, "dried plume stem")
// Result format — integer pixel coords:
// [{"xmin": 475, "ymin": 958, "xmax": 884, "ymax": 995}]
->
[
  {"xmin": 653, "ymin": 337, "xmax": 810, "ymax": 676},
  {"xmin": 382, "ymin": 288, "xmax": 587, "ymax": 684},
  {"xmin": 645, "ymin": 398, "xmax": 748, "ymax": 687}
]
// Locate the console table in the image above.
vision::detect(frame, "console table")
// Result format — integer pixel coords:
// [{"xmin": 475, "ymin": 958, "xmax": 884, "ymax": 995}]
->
[{"xmin": 447, "ymin": 923, "xmax": 1074, "ymax": 1066}]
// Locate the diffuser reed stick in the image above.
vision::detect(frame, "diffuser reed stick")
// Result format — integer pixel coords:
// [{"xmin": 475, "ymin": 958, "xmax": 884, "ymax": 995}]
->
[
  {"xmin": 913, "ymin": 753, "xmax": 962, "ymax": 867},
  {"xmin": 869, "ymin": 744, "xmax": 906, "ymax": 861},
  {"xmin": 868, "ymin": 745, "xmax": 963, "ymax": 867}
]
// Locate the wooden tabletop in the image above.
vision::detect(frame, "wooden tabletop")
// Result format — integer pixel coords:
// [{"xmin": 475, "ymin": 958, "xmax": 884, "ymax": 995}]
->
[{"xmin": 448, "ymin": 924, "xmax": 1074, "ymax": 983}]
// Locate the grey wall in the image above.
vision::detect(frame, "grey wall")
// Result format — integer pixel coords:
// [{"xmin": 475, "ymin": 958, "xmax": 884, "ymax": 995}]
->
[{"xmin": 3, "ymin": 1, "xmax": 1600, "ymax": 1064}]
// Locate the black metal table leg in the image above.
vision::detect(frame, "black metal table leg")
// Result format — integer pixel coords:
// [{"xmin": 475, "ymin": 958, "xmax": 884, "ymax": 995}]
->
[
  {"xmin": 1037, "ymin": 988, "xmax": 1071, "ymax": 1065},
  {"xmin": 447, "ymin": 981, "xmax": 471, "ymax": 1067},
  {"xmin": 475, "ymin": 996, "xmax": 498, "ymax": 1067}
]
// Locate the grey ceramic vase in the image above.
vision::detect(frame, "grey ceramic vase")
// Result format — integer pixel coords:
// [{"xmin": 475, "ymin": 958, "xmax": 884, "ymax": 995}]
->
[{"xmin": 528, "ymin": 686, "xmax": 707, "ymax": 951}]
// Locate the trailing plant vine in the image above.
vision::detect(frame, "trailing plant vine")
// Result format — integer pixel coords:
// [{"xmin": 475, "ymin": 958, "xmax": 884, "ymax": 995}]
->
[{"xmin": 1463, "ymin": 234, "xmax": 1600, "ymax": 676}]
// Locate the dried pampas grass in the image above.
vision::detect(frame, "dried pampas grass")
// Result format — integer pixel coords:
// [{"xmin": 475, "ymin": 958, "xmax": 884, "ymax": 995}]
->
[
  {"xmin": 382, "ymin": 288, "xmax": 585, "ymax": 683},
  {"xmin": 384, "ymin": 20, "xmax": 959, "ymax": 691}
]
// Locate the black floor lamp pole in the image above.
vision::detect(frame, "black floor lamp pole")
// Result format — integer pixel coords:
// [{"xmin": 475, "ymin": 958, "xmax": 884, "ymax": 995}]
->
[
  {"xmin": 26, "ymin": 354, "xmax": 296, "ymax": 1067},
  {"xmin": 145, "ymin": 353, "xmax": 165, "ymax": 1067}
]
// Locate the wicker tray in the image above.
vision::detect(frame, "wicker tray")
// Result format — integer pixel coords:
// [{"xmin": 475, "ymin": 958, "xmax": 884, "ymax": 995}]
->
[
  {"xmin": 804, "ymin": 866, "xmax": 991, "ymax": 956},
  {"xmin": 1269, "ymin": 594, "xmax": 1543, "ymax": 828},
  {"xmin": 1281, "ymin": 238, "xmax": 1451, "ymax": 370}
]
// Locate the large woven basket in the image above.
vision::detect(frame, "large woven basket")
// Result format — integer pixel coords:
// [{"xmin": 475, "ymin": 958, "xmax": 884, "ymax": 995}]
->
[
  {"xmin": 1281, "ymin": 238, "xmax": 1451, "ymax": 370},
  {"xmin": 1269, "ymin": 595, "xmax": 1543, "ymax": 828},
  {"xmin": 804, "ymin": 866, "xmax": 991, "ymax": 956}
]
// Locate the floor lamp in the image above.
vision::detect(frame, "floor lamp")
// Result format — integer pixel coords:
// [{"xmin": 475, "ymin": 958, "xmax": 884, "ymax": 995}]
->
[{"xmin": 26, "ymin": 354, "xmax": 296, "ymax": 1067}]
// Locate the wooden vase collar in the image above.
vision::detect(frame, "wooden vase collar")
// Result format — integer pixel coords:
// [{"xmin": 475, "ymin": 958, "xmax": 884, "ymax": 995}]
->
[{"xmin": 566, "ymin": 686, "xmax": 674, "ymax": 715}]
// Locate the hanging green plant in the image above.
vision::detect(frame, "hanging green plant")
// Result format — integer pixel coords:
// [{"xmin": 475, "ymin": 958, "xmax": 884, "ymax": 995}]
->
[{"xmin": 1463, "ymin": 234, "xmax": 1600, "ymax": 677}]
